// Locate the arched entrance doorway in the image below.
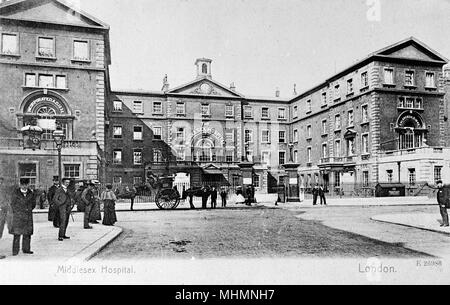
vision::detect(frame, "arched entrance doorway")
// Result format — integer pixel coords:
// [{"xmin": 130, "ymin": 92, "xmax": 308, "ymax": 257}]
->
[{"xmin": 396, "ymin": 111, "xmax": 426, "ymax": 150}]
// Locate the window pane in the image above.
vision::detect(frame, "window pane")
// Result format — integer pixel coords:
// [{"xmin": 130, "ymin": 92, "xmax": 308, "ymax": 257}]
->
[
  {"xmin": 73, "ymin": 40, "xmax": 89, "ymax": 60},
  {"xmin": 384, "ymin": 69, "xmax": 393, "ymax": 84},
  {"xmin": 38, "ymin": 37, "xmax": 54, "ymax": 57},
  {"xmin": 2, "ymin": 33, "xmax": 18, "ymax": 54},
  {"xmin": 153, "ymin": 127, "xmax": 162, "ymax": 140},
  {"xmin": 426, "ymin": 73, "xmax": 435, "ymax": 87},
  {"xmin": 64, "ymin": 164, "xmax": 80, "ymax": 179},
  {"xmin": 133, "ymin": 126, "xmax": 143, "ymax": 140},
  {"xmin": 153, "ymin": 102, "xmax": 162, "ymax": 113},
  {"xmin": 56, "ymin": 76, "xmax": 66, "ymax": 89},
  {"xmin": 113, "ymin": 101, "xmax": 122, "ymax": 112},
  {"xmin": 176, "ymin": 103, "xmax": 185, "ymax": 115},
  {"xmin": 25, "ymin": 74, "xmax": 36, "ymax": 87},
  {"xmin": 19, "ymin": 163, "xmax": 37, "ymax": 187},
  {"xmin": 39, "ymin": 75, "xmax": 53, "ymax": 88},
  {"xmin": 133, "ymin": 101, "xmax": 143, "ymax": 113},
  {"xmin": 405, "ymin": 71, "xmax": 414, "ymax": 86},
  {"xmin": 225, "ymin": 105, "xmax": 234, "ymax": 117},
  {"xmin": 134, "ymin": 150, "xmax": 142, "ymax": 165},
  {"xmin": 201, "ymin": 104, "xmax": 210, "ymax": 115},
  {"xmin": 113, "ymin": 126, "xmax": 122, "ymax": 138},
  {"xmin": 113, "ymin": 150, "xmax": 122, "ymax": 164}
]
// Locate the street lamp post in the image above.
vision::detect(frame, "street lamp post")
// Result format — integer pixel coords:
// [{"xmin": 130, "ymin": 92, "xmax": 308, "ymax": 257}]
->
[{"xmin": 53, "ymin": 127, "xmax": 65, "ymax": 185}]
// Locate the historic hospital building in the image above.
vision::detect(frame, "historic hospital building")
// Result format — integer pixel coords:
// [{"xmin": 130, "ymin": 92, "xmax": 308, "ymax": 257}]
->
[{"xmin": 1, "ymin": 0, "xmax": 450, "ymax": 194}]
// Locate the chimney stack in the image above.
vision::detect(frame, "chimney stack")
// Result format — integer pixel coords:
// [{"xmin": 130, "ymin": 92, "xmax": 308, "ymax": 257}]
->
[
  {"xmin": 275, "ymin": 87, "xmax": 280, "ymax": 98},
  {"xmin": 293, "ymin": 84, "xmax": 297, "ymax": 96},
  {"xmin": 230, "ymin": 82, "xmax": 236, "ymax": 91}
]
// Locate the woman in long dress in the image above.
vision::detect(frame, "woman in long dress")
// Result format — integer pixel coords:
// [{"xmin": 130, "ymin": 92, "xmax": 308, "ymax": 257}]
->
[
  {"xmin": 101, "ymin": 184, "xmax": 117, "ymax": 226},
  {"xmin": 235, "ymin": 187, "xmax": 246, "ymax": 204}
]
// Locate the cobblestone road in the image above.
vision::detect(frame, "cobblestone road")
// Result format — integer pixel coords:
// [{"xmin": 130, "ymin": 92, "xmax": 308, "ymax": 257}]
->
[{"xmin": 94, "ymin": 206, "xmax": 437, "ymax": 259}]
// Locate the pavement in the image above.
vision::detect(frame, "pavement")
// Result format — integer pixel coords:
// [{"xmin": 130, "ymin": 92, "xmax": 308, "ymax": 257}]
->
[
  {"xmin": 31, "ymin": 194, "xmax": 436, "ymax": 214},
  {"xmin": 0, "ymin": 213, "xmax": 122, "ymax": 262},
  {"xmin": 372, "ymin": 213, "xmax": 450, "ymax": 236}
]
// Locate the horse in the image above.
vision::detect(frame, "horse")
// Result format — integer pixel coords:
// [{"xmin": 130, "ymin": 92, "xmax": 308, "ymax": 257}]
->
[{"xmin": 183, "ymin": 186, "xmax": 213, "ymax": 209}]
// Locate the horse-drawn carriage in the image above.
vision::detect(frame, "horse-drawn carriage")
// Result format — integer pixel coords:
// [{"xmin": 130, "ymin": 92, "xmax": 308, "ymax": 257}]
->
[{"xmin": 118, "ymin": 173, "xmax": 181, "ymax": 210}]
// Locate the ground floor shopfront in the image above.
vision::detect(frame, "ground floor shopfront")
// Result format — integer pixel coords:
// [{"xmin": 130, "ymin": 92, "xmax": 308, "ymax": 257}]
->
[{"xmin": 0, "ymin": 139, "xmax": 102, "ymax": 188}]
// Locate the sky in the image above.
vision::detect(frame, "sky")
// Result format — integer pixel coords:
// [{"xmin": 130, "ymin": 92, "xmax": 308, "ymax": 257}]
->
[{"xmin": 70, "ymin": 0, "xmax": 450, "ymax": 98}]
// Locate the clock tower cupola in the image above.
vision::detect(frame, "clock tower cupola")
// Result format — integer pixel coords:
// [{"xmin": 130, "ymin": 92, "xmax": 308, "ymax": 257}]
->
[{"xmin": 195, "ymin": 58, "xmax": 212, "ymax": 79}]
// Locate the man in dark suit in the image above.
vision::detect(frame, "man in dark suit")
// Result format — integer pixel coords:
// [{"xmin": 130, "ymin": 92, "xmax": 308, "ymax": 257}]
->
[
  {"xmin": 9, "ymin": 178, "xmax": 36, "ymax": 256},
  {"xmin": 201, "ymin": 186, "xmax": 209, "ymax": 209},
  {"xmin": 53, "ymin": 178, "xmax": 73, "ymax": 241},
  {"xmin": 436, "ymin": 180, "xmax": 449, "ymax": 227},
  {"xmin": 81, "ymin": 183, "xmax": 95, "ymax": 229},
  {"xmin": 220, "ymin": 187, "xmax": 227, "ymax": 208},
  {"xmin": 47, "ymin": 177, "xmax": 60, "ymax": 228},
  {"xmin": 210, "ymin": 187, "xmax": 218, "ymax": 209},
  {"xmin": 319, "ymin": 185, "xmax": 327, "ymax": 206},
  {"xmin": 312, "ymin": 185, "xmax": 319, "ymax": 205}
]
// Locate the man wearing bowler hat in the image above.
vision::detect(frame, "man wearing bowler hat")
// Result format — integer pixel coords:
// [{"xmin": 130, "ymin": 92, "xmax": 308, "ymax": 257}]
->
[
  {"xmin": 9, "ymin": 178, "xmax": 36, "ymax": 256},
  {"xmin": 53, "ymin": 178, "xmax": 73, "ymax": 241}
]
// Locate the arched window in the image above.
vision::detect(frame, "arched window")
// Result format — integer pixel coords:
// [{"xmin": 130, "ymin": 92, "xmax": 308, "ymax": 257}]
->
[
  {"xmin": 397, "ymin": 113, "xmax": 425, "ymax": 150},
  {"xmin": 202, "ymin": 63, "xmax": 208, "ymax": 74}
]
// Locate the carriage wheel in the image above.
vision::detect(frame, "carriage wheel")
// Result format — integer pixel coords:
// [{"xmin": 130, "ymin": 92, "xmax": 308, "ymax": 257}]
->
[{"xmin": 155, "ymin": 189, "xmax": 180, "ymax": 210}]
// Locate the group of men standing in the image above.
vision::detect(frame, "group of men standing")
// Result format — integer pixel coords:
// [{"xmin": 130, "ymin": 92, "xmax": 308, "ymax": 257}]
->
[
  {"xmin": 312, "ymin": 185, "xmax": 327, "ymax": 206},
  {"xmin": 47, "ymin": 177, "xmax": 101, "ymax": 241},
  {"xmin": 0, "ymin": 177, "xmax": 103, "ymax": 257}
]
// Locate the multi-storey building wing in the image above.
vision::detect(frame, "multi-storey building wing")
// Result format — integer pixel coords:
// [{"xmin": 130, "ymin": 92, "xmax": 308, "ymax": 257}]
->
[
  {"xmin": 292, "ymin": 37, "xmax": 449, "ymax": 195},
  {"xmin": 107, "ymin": 58, "xmax": 290, "ymax": 191},
  {"xmin": 0, "ymin": 0, "xmax": 111, "ymax": 186}
]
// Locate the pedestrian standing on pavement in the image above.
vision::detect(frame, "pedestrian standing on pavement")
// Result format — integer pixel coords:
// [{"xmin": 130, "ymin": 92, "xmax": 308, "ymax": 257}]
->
[
  {"xmin": 88, "ymin": 181, "xmax": 102, "ymax": 224},
  {"xmin": 0, "ymin": 177, "xmax": 12, "ymax": 240},
  {"xmin": 220, "ymin": 187, "xmax": 227, "ymax": 208},
  {"xmin": 101, "ymin": 184, "xmax": 117, "ymax": 226},
  {"xmin": 81, "ymin": 183, "xmax": 95, "ymax": 229},
  {"xmin": 47, "ymin": 177, "xmax": 60, "ymax": 228},
  {"xmin": 201, "ymin": 186, "xmax": 209, "ymax": 209},
  {"xmin": 9, "ymin": 178, "xmax": 36, "ymax": 256},
  {"xmin": 319, "ymin": 185, "xmax": 327, "ymax": 206},
  {"xmin": 435, "ymin": 180, "xmax": 449, "ymax": 227},
  {"xmin": 312, "ymin": 185, "xmax": 319, "ymax": 205},
  {"xmin": 53, "ymin": 178, "xmax": 73, "ymax": 241},
  {"xmin": 210, "ymin": 187, "xmax": 218, "ymax": 209}
]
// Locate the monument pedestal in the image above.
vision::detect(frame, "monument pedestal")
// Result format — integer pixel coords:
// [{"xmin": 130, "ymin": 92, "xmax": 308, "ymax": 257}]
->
[{"xmin": 283, "ymin": 162, "xmax": 300, "ymax": 202}]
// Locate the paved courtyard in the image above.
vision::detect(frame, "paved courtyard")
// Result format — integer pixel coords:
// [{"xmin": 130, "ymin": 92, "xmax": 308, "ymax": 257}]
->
[{"xmin": 93, "ymin": 205, "xmax": 444, "ymax": 260}]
